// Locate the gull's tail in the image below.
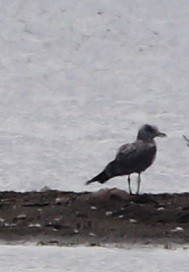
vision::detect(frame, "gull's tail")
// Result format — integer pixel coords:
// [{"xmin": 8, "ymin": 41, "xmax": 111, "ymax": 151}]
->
[{"xmin": 86, "ymin": 170, "xmax": 109, "ymax": 185}]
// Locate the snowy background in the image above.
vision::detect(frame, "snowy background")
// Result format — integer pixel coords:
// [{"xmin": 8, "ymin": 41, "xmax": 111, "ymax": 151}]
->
[{"xmin": 0, "ymin": 0, "xmax": 189, "ymax": 194}]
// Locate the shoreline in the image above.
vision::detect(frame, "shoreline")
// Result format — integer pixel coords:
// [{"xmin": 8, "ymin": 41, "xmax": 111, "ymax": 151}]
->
[{"xmin": 0, "ymin": 188, "xmax": 189, "ymax": 246}]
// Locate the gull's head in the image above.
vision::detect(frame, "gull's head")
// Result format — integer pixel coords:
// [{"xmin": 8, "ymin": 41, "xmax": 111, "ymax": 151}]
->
[{"xmin": 137, "ymin": 124, "xmax": 167, "ymax": 141}]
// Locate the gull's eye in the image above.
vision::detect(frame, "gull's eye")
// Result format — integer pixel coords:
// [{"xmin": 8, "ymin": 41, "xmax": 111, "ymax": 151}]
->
[{"xmin": 145, "ymin": 125, "xmax": 155, "ymax": 133}]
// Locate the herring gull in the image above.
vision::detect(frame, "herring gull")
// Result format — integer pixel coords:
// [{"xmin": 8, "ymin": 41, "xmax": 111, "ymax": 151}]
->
[{"xmin": 86, "ymin": 124, "xmax": 166, "ymax": 194}]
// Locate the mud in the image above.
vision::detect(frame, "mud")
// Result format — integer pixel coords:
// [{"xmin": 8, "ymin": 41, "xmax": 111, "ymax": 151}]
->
[{"xmin": 0, "ymin": 188, "xmax": 189, "ymax": 246}]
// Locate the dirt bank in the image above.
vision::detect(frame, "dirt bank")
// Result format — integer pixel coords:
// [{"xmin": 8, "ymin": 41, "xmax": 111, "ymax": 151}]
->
[{"xmin": 0, "ymin": 188, "xmax": 189, "ymax": 246}]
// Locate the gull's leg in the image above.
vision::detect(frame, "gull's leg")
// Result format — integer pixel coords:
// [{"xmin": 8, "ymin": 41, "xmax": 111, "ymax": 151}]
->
[
  {"xmin": 128, "ymin": 175, "xmax": 132, "ymax": 195},
  {"xmin": 136, "ymin": 173, "xmax": 141, "ymax": 195}
]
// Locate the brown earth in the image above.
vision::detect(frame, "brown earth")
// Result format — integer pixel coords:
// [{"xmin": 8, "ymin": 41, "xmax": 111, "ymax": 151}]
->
[{"xmin": 0, "ymin": 188, "xmax": 189, "ymax": 246}]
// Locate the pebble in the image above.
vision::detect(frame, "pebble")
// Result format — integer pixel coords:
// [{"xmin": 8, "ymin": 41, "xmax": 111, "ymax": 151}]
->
[
  {"xmin": 90, "ymin": 206, "xmax": 97, "ymax": 210},
  {"xmin": 54, "ymin": 217, "xmax": 61, "ymax": 222},
  {"xmin": 171, "ymin": 227, "xmax": 184, "ymax": 232},
  {"xmin": 4, "ymin": 223, "xmax": 16, "ymax": 227},
  {"xmin": 105, "ymin": 211, "xmax": 113, "ymax": 216},
  {"xmin": 9, "ymin": 223, "xmax": 17, "ymax": 227},
  {"xmin": 89, "ymin": 232, "xmax": 96, "ymax": 236},
  {"xmin": 55, "ymin": 198, "xmax": 62, "ymax": 204},
  {"xmin": 28, "ymin": 223, "xmax": 42, "ymax": 228},
  {"xmin": 157, "ymin": 207, "xmax": 165, "ymax": 211},
  {"xmin": 16, "ymin": 214, "xmax": 26, "ymax": 219},
  {"xmin": 129, "ymin": 218, "xmax": 137, "ymax": 224}
]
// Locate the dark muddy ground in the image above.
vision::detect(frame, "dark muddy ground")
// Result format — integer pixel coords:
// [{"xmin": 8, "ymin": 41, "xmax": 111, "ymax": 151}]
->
[{"xmin": 0, "ymin": 188, "xmax": 189, "ymax": 246}]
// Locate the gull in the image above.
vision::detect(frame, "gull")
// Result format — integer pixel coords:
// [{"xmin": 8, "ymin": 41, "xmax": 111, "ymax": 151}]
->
[{"xmin": 86, "ymin": 124, "xmax": 166, "ymax": 194}]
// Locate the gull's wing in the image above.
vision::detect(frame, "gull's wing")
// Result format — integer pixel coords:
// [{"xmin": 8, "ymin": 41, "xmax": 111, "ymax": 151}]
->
[{"xmin": 114, "ymin": 140, "xmax": 157, "ymax": 174}]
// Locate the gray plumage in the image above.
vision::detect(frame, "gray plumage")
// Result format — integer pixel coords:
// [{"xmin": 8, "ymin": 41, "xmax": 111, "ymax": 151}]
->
[{"xmin": 86, "ymin": 124, "xmax": 166, "ymax": 194}]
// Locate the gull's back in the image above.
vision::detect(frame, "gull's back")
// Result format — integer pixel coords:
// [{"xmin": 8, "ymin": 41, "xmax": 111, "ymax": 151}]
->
[{"xmin": 113, "ymin": 140, "xmax": 157, "ymax": 175}]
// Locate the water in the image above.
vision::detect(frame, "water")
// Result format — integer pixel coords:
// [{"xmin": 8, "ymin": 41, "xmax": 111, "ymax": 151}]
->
[
  {"xmin": 0, "ymin": 245, "xmax": 188, "ymax": 272},
  {"xmin": 0, "ymin": 0, "xmax": 189, "ymax": 193}
]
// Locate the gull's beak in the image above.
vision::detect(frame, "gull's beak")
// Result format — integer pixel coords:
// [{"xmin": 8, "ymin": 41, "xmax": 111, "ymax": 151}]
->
[{"xmin": 157, "ymin": 131, "xmax": 167, "ymax": 138}]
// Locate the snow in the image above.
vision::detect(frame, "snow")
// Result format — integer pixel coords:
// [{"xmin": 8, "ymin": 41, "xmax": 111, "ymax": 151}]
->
[{"xmin": 0, "ymin": 245, "xmax": 188, "ymax": 272}]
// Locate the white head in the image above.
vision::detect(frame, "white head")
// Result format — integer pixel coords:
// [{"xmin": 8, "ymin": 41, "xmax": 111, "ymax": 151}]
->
[{"xmin": 137, "ymin": 124, "xmax": 167, "ymax": 141}]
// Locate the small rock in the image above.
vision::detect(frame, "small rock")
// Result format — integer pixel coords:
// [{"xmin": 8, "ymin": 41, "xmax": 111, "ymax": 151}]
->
[
  {"xmin": 54, "ymin": 217, "xmax": 61, "ymax": 222},
  {"xmin": 45, "ymin": 222, "xmax": 63, "ymax": 230},
  {"xmin": 183, "ymin": 246, "xmax": 189, "ymax": 250},
  {"xmin": 55, "ymin": 198, "xmax": 62, "ymax": 205},
  {"xmin": 89, "ymin": 242, "xmax": 99, "ymax": 246},
  {"xmin": 171, "ymin": 227, "xmax": 184, "ymax": 232},
  {"xmin": 28, "ymin": 223, "xmax": 42, "ymax": 228},
  {"xmin": 105, "ymin": 211, "xmax": 113, "ymax": 216},
  {"xmin": 157, "ymin": 207, "xmax": 165, "ymax": 211},
  {"xmin": 129, "ymin": 218, "xmax": 137, "ymax": 224},
  {"xmin": 16, "ymin": 214, "xmax": 26, "ymax": 219},
  {"xmin": 89, "ymin": 232, "xmax": 96, "ymax": 236},
  {"xmin": 4, "ymin": 223, "xmax": 16, "ymax": 227},
  {"xmin": 37, "ymin": 240, "xmax": 45, "ymax": 246},
  {"xmin": 9, "ymin": 223, "xmax": 17, "ymax": 227}
]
